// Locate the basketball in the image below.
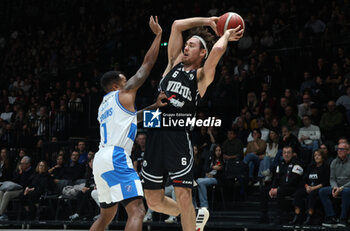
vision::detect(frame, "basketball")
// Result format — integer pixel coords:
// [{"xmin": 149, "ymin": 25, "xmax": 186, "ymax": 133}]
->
[{"xmin": 217, "ymin": 12, "xmax": 245, "ymax": 36}]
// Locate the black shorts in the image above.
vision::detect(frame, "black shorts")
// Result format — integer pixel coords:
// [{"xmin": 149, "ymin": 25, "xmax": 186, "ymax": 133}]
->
[{"xmin": 141, "ymin": 129, "xmax": 193, "ymax": 189}]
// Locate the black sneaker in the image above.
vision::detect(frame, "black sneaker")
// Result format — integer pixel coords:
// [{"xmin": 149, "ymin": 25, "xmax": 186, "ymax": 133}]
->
[
  {"xmin": 289, "ymin": 214, "xmax": 303, "ymax": 225},
  {"xmin": 322, "ymin": 216, "xmax": 338, "ymax": 228},
  {"xmin": 337, "ymin": 219, "xmax": 347, "ymax": 228},
  {"xmin": 303, "ymin": 215, "xmax": 312, "ymax": 225}
]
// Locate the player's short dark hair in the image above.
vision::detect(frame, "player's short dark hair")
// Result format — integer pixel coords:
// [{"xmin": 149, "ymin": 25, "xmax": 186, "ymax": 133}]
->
[
  {"xmin": 186, "ymin": 27, "xmax": 216, "ymax": 60},
  {"xmin": 100, "ymin": 71, "xmax": 123, "ymax": 93}
]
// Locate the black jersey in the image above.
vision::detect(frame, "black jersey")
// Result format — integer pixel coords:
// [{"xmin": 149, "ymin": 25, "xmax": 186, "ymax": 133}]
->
[{"xmin": 158, "ymin": 63, "xmax": 199, "ymax": 117}]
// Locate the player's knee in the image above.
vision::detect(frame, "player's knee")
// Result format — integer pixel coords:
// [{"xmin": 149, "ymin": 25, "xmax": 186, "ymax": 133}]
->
[
  {"xmin": 129, "ymin": 204, "xmax": 145, "ymax": 220},
  {"xmin": 175, "ymin": 189, "xmax": 192, "ymax": 210},
  {"xmin": 145, "ymin": 193, "xmax": 164, "ymax": 211}
]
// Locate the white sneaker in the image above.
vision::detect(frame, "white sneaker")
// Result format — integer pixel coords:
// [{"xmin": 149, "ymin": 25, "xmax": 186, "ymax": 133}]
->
[
  {"xmin": 261, "ymin": 169, "xmax": 270, "ymax": 176},
  {"xmin": 195, "ymin": 207, "xmax": 210, "ymax": 231},
  {"xmin": 143, "ymin": 211, "xmax": 153, "ymax": 222},
  {"xmin": 69, "ymin": 213, "xmax": 79, "ymax": 220},
  {"xmin": 253, "ymin": 181, "xmax": 260, "ymax": 186},
  {"xmin": 264, "ymin": 175, "xmax": 272, "ymax": 182},
  {"xmin": 164, "ymin": 215, "xmax": 177, "ymax": 223}
]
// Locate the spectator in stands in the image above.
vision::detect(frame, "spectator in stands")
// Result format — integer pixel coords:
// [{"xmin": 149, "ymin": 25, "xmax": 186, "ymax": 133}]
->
[
  {"xmin": 258, "ymin": 129, "xmax": 280, "ymax": 183},
  {"xmin": 263, "ymin": 107, "xmax": 273, "ymax": 129},
  {"xmin": 284, "ymin": 89, "xmax": 297, "ymax": 109},
  {"xmin": 0, "ymin": 122, "xmax": 15, "ymax": 149},
  {"xmin": 287, "ymin": 115, "xmax": 300, "ymax": 137},
  {"xmin": 336, "ymin": 86, "xmax": 350, "ymax": 123},
  {"xmin": 320, "ymin": 100, "xmax": 344, "ymax": 142},
  {"xmin": 298, "ymin": 115, "xmax": 321, "ymax": 152},
  {"xmin": 247, "ymin": 117, "xmax": 269, "ymax": 142},
  {"xmin": 196, "ymin": 145, "xmax": 224, "ymax": 209},
  {"xmin": 280, "ymin": 105, "xmax": 300, "ymax": 126},
  {"xmin": 260, "ymin": 146, "xmax": 303, "ymax": 224},
  {"xmin": 304, "ymin": 15, "xmax": 326, "ymax": 34},
  {"xmin": 193, "ymin": 127, "xmax": 211, "ymax": 152},
  {"xmin": 300, "ymin": 72, "xmax": 316, "ymax": 96},
  {"xmin": 247, "ymin": 92, "xmax": 258, "ymax": 113},
  {"xmin": 132, "ymin": 133, "xmax": 146, "ymax": 174},
  {"xmin": 326, "ymin": 63, "xmax": 343, "ymax": 99},
  {"xmin": 52, "ymin": 105, "xmax": 67, "ymax": 139},
  {"xmin": 276, "ymin": 96, "xmax": 289, "ymax": 117},
  {"xmin": 270, "ymin": 116, "xmax": 281, "ymax": 135},
  {"xmin": 319, "ymin": 142, "xmax": 350, "ymax": 228},
  {"xmin": 54, "ymin": 150, "xmax": 85, "ymax": 193},
  {"xmin": 21, "ymin": 161, "xmax": 51, "ymax": 220},
  {"xmin": 279, "ymin": 125, "xmax": 300, "ymax": 157},
  {"xmin": 69, "ymin": 157, "xmax": 97, "ymax": 221},
  {"xmin": 0, "ymin": 156, "xmax": 34, "ymax": 221},
  {"xmin": 222, "ymin": 129, "xmax": 243, "ymax": 161},
  {"xmin": 309, "ymin": 103, "xmax": 322, "ymax": 126},
  {"xmin": 243, "ymin": 110, "xmax": 257, "ymax": 131},
  {"xmin": 243, "ymin": 128, "xmax": 267, "ymax": 181},
  {"xmin": 207, "ymin": 126, "xmax": 224, "ymax": 149},
  {"xmin": 0, "ymin": 148, "xmax": 13, "ymax": 182},
  {"xmin": 48, "ymin": 153, "xmax": 64, "ymax": 179},
  {"xmin": 298, "ymin": 92, "xmax": 314, "ymax": 118},
  {"xmin": 0, "ymin": 105, "xmax": 13, "ymax": 123},
  {"xmin": 77, "ymin": 141, "xmax": 88, "ymax": 164},
  {"xmin": 232, "ymin": 117, "xmax": 250, "ymax": 147},
  {"xmin": 289, "ymin": 149, "xmax": 329, "ymax": 225},
  {"xmin": 258, "ymin": 91, "xmax": 275, "ymax": 115}
]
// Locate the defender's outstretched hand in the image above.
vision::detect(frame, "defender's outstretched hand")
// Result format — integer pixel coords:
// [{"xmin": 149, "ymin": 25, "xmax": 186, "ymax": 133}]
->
[{"xmin": 149, "ymin": 16, "xmax": 162, "ymax": 35}]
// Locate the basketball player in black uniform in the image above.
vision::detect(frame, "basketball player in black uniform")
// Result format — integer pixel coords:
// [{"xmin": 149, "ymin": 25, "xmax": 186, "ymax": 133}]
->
[{"xmin": 141, "ymin": 17, "xmax": 244, "ymax": 231}]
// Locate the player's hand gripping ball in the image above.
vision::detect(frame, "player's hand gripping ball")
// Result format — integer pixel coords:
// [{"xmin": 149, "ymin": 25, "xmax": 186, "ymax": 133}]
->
[{"xmin": 217, "ymin": 12, "xmax": 245, "ymax": 36}]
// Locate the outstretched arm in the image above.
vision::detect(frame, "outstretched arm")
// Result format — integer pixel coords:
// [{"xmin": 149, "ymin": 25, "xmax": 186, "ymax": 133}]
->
[
  {"xmin": 163, "ymin": 17, "xmax": 218, "ymax": 76},
  {"xmin": 137, "ymin": 92, "xmax": 167, "ymax": 123},
  {"xmin": 197, "ymin": 26, "xmax": 244, "ymax": 97},
  {"xmin": 123, "ymin": 16, "xmax": 162, "ymax": 92},
  {"xmin": 119, "ymin": 16, "xmax": 162, "ymax": 112}
]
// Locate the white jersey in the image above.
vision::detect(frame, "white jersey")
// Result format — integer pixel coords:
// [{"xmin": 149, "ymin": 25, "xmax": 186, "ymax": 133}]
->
[
  {"xmin": 97, "ymin": 90, "xmax": 137, "ymax": 155},
  {"xmin": 94, "ymin": 90, "xmax": 142, "ymax": 204}
]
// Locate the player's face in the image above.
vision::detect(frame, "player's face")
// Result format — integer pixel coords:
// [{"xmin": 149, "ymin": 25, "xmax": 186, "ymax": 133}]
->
[{"xmin": 183, "ymin": 38, "xmax": 204, "ymax": 65}]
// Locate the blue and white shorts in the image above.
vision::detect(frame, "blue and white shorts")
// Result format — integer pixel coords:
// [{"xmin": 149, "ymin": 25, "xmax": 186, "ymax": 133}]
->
[{"xmin": 93, "ymin": 146, "xmax": 143, "ymax": 206}]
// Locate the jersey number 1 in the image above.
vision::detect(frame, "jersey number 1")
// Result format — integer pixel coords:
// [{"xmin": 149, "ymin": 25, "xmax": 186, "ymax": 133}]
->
[{"xmin": 102, "ymin": 123, "xmax": 107, "ymax": 144}]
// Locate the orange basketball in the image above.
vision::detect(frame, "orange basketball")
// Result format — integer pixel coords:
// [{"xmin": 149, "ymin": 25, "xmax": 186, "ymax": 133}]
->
[{"xmin": 217, "ymin": 12, "xmax": 245, "ymax": 36}]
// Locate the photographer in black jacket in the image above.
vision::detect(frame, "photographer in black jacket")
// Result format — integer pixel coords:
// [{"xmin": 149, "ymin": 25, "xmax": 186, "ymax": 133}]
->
[{"xmin": 259, "ymin": 146, "xmax": 304, "ymax": 224}]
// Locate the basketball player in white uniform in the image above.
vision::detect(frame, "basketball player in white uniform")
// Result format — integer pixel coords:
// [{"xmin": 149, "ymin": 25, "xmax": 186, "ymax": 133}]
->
[{"xmin": 90, "ymin": 16, "xmax": 163, "ymax": 231}]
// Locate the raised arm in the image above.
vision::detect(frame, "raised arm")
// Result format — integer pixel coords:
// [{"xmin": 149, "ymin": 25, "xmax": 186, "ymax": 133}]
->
[
  {"xmin": 123, "ymin": 16, "xmax": 162, "ymax": 92},
  {"xmin": 197, "ymin": 26, "xmax": 243, "ymax": 97},
  {"xmin": 119, "ymin": 16, "xmax": 162, "ymax": 112},
  {"xmin": 163, "ymin": 17, "xmax": 218, "ymax": 76}
]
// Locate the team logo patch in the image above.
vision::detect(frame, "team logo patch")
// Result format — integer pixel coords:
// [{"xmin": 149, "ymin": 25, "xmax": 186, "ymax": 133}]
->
[
  {"xmin": 142, "ymin": 160, "xmax": 147, "ymax": 167},
  {"xmin": 125, "ymin": 185, "xmax": 132, "ymax": 192},
  {"xmin": 143, "ymin": 109, "xmax": 161, "ymax": 128}
]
